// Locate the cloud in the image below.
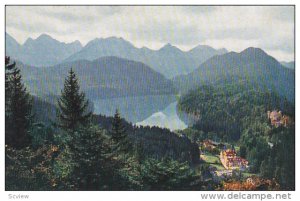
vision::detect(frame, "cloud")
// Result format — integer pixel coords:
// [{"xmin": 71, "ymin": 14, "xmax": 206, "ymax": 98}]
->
[{"xmin": 5, "ymin": 6, "xmax": 294, "ymax": 61}]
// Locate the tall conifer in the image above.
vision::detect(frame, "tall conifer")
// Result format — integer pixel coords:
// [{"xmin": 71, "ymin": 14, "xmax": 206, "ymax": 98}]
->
[
  {"xmin": 111, "ymin": 109, "xmax": 130, "ymax": 153},
  {"xmin": 57, "ymin": 68, "xmax": 91, "ymax": 132}
]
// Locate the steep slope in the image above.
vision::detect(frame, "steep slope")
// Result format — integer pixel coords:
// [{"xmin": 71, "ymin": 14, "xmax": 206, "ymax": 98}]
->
[
  {"xmin": 174, "ymin": 47, "xmax": 295, "ymax": 102},
  {"xmin": 17, "ymin": 56, "xmax": 176, "ymax": 100},
  {"xmin": 5, "ymin": 33, "xmax": 21, "ymax": 57},
  {"xmin": 5, "ymin": 33, "xmax": 82, "ymax": 66}
]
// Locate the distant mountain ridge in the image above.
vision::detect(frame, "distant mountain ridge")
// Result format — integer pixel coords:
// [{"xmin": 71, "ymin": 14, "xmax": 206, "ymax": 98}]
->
[
  {"xmin": 6, "ymin": 33, "xmax": 82, "ymax": 66},
  {"xmin": 16, "ymin": 56, "xmax": 176, "ymax": 100},
  {"xmin": 174, "ymin": 47, "xmax": 295, "ymax": 102},
  {"xmin": 64, "ymin": 36, "xmax": 228, "ymax": 78},
  {"xmin": 281, "ymin": 61, "xmax": 295, "ymax": 69},
  {"xmin": 6, "ymin": 33, "xmax": 227, "ymax": 78}
]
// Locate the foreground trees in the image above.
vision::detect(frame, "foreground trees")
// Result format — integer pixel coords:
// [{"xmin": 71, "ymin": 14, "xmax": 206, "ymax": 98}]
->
[
  {"xmin": 5, "ymin": 57, "xmax": 32, "ymax": 149},
  {"xmin": 68, "ymin": 125, "xmax": 107, "ymax": 190},
  {"xmin": 56, "ymin": 69, "xmax": 107, "ymax": 190},
  {"xmin": 140, "ymin": 158, "xmax": 201, "ymax": 190},
  {"xmin": 4, "ymin": 60, "xmax": 203, "ymax": 190},
  {"xmin": 5, "ymin": 145, "xmax": 54, "ymax": 190},
  {"xmin": 260, "ymin": 127, "xmax": 295, "ymax": 190}
]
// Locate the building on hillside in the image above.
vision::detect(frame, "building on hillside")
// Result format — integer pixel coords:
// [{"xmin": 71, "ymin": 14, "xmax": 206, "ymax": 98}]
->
[
  {"xmin": 281, "ymin": 115, "xmax": 293, "ymax": 127},
  {"xmin": 220, "ymin": 149, "xmax": 249, "ymax": 170},
  {"xmin": 267, "ymin": 110, "xmax": 293, "ymax": 127}
]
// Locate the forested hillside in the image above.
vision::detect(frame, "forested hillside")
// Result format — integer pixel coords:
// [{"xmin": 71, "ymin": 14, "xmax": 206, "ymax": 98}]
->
[
  {"xmin": 178, "ymin": 83, "xmax": 294, "ymax": 141},
  {"xmin": 178, "ymin": 83, "xmax": 295, "ymax": 189},
  {"xmin": 16, "ymin": 56, "xmax": 176, "ymax": 99},
  {"xmin": 174, "ymin": 47, "xmax": 295, "ymax": 102}
]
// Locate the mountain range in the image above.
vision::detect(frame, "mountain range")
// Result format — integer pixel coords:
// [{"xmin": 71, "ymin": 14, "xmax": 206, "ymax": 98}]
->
[
  {"xmin": 64, "ymin": 37, "xmax": 227, "ymax": 78},
  {"xmin": 6, "ymin": 33, "xmax": 82, "ymax": 66},
  {"xmin": 174, "ymin": 47, "xmax": 295, "ymax": 102},
  {"xmin": 6, "ymin": 33, "xmax": 294, "ymax": 103},
  {"xmin": 17, "ymin": 56, "xmax": 176, "ymax": 100},
  {"xmin": 6, "ymin": 33, "xmax": 227, "ymax": 78}
]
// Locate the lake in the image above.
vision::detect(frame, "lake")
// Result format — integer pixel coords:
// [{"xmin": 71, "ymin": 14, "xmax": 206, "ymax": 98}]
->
[
  {"xmin": 136, "ymin": 101, "xmax": 187, "ymax": 131},
  {"xmin": 92, "ymin": 95, "xmax": 187, "ymax": 131}
]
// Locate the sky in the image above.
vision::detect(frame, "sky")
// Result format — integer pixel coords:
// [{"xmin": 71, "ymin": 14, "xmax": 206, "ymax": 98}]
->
[{"xmin": 6, "ymin": 6, "xmax": 294, "ymax": 61}]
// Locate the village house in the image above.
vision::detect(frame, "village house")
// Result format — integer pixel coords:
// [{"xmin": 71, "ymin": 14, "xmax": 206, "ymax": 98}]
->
[
  {"xmin": 220, "ymin": 149, "xmax": 249, "ymax": 170},
  {"xmin": 267, "ymin": 110, "xmax": 293, "ymax": 127}
]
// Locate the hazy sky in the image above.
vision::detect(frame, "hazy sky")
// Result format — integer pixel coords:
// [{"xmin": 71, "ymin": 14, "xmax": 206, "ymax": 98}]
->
[{"xmin": 6, "ymin": 6, "xmax": 294, "ymax": 61}]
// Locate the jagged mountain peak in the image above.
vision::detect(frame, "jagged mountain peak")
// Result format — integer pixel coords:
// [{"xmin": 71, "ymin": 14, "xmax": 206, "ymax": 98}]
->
[{"xmin": 7, "ymin": 34, "xmax": 83, "ymax": 66}]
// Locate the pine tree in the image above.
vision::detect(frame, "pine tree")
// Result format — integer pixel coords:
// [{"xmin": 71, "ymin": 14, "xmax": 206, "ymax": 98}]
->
[
  {"xmin": 109, "ymin": 109, "xmax": 133, "ymax": 188},
  {"xmin": 111, "ymin": 109, "xmax": 131, "ymax": 153},
  {"xmin": 5, "ymin": 57, "xmax": 32, "ymax": 149},
  {"xmin": 57, "ymin": 68, "xmax": 92, "ymax": 132}
]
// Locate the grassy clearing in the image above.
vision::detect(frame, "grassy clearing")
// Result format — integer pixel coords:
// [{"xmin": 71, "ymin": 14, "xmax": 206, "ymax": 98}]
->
[
  {"xmin": 242, "ymin": 172, "xmax": 258, "ymax": 178},
  {"xmin": 211, "ymin": 164, "xmax": 226, "ymax": 171},
  {"xmin": 201, "ymin": 152, "xmax": 226, "ymax": 170},
  {"xmin": 201, "ymin": 153, "xmax": 219, "ymax": 164}
]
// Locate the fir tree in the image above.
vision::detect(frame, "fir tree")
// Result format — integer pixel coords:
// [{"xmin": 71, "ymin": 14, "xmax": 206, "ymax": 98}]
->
[
  {"xmin": 57, "ymin": 68, "xmax": 92, "ymax": 132},
  {"xmin": 109, "ymin": 109, "xmax": 134, "ymax": 188},
  {"xmin": 5, "ymin": 57, "xmax": 32, "ymax": 149},
  {"xmin": 111, "ymin": 109, "xmax": 131, "ymax": 153}
]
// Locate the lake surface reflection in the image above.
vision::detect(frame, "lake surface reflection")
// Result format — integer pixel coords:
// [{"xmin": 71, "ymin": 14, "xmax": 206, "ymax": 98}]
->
[{"xmin": 93, "ymin": 95, "xmax": 187, "ymax": 130}]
